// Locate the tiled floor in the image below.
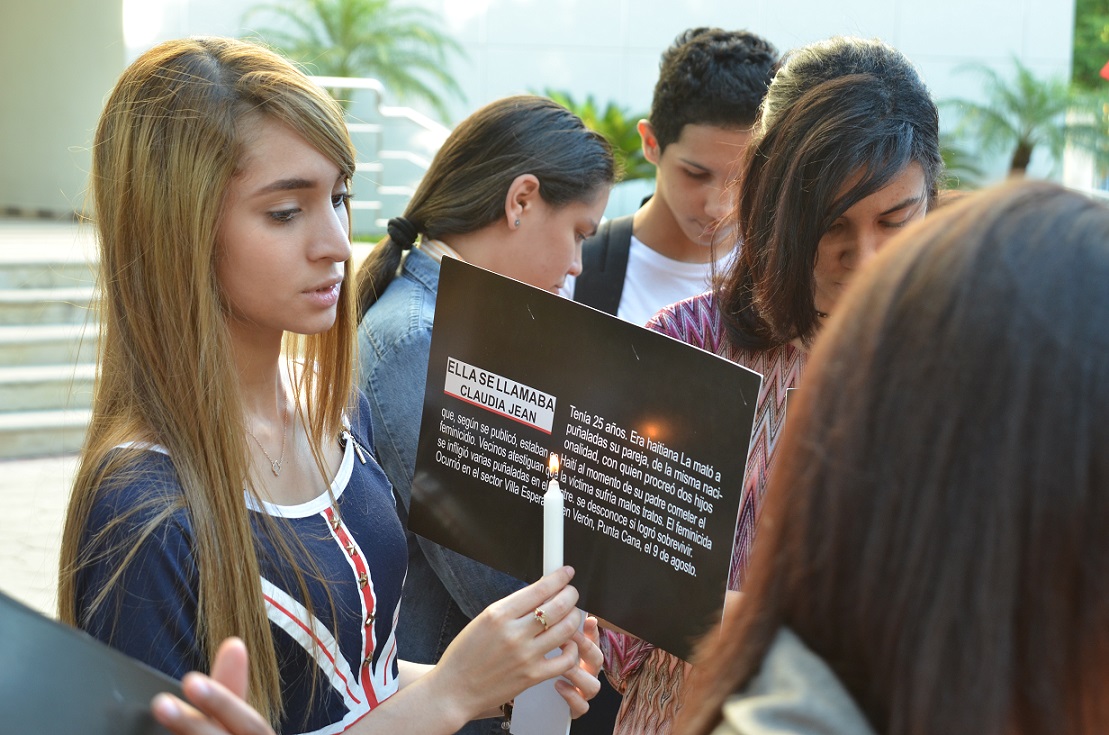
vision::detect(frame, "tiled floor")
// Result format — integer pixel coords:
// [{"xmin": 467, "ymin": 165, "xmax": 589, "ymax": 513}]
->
[
  {"xmin": 0, "ymin": 220, "xmax": 88, "ymax": 615},
  {"xmin": 0, "ymin": 453, "xmax": 77, "ymax": 616}
]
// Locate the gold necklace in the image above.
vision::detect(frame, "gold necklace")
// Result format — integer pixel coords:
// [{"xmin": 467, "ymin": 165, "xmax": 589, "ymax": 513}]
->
[{"xmin": 247, "ymin": 400, "xmax": 289, "ymax": 476}]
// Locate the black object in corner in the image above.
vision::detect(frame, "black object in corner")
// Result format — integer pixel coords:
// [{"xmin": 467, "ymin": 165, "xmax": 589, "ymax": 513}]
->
[{"xmin": 0, "ymin": 589, "xmax": 182, "ymax": 734}]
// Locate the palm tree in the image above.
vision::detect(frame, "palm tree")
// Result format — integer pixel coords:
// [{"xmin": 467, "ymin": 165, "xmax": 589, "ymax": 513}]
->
[
  {"xmin": 541, "ymin": 90, "xmax": 654, "ymax": 182},
  {"xmin": 939, "ymin": 133, "xmax": 985, "ymax": 190},
  {"xmin": 243, "ymin": 0, "xmax": 465, "ymax": 119},
  {"xmin": 942, "ymin": 58, "xmax": 1109, "ymax": 176}
]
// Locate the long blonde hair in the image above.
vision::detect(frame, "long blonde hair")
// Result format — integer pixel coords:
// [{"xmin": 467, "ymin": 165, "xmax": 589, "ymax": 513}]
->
[{"xmin": 58, "ymin": 36, "xmax": 357, "ymax": 724}]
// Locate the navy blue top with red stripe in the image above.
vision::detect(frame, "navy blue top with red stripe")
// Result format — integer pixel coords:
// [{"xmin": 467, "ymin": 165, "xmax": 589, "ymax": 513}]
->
[{"xmin": 74, "ymin": 395, "xmax": 407, "ymax": 734}]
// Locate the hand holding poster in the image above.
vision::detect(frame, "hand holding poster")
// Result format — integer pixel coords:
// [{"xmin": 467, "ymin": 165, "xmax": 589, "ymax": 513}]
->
[{"xmin": 410, "ymin": 259, "xmax": 763, "ymax": 660}]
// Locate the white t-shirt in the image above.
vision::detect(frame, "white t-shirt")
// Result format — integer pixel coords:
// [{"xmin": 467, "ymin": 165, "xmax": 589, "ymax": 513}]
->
[{"xmin": 564, "ymin": 235, "xmax": 735, "ymax": 326}]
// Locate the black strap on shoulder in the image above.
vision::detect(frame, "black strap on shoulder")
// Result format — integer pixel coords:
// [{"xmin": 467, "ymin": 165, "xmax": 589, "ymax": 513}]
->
[{"xmin": 572, "ymin": 214, "xmax": 634, "ymax": 315}]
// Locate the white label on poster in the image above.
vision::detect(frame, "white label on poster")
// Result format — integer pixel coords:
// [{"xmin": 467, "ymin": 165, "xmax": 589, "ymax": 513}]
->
[{"xmin": 444, "ymin": 357, "xmax": 556, "ymax": 434}]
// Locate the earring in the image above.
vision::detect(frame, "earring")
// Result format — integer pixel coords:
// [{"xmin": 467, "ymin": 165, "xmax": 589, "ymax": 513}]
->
[{"xmin": 514, "ymin": 218, "xmax": 520, "ymax": 227}]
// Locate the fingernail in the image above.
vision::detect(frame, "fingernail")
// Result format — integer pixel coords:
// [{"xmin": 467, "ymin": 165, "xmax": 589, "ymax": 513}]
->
[
  {"xmin": 184, "ymin": 673, "xmax": 212, "ymax": 698},
  {"xmin": 563, "ymin": 565, "xmax": 575, "ymax": 579},
  {"xmin": 194, "ymin": 677, "xmax": 211, "ymax": 697},
  {"xmin": 152, "ymin": 694, "xmax": 180, "ymax": 721}
]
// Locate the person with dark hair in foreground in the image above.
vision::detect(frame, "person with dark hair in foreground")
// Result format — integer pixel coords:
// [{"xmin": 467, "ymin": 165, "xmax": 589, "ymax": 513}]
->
[{"xmin": 680, "ymin": 180, "xmax": 1109, "ymax": 735}]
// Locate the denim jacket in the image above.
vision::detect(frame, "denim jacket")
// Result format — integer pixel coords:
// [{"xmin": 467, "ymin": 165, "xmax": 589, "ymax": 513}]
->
[{"xmin": 357, "ymin": 247, "xmax": 524, "ymax": 734}]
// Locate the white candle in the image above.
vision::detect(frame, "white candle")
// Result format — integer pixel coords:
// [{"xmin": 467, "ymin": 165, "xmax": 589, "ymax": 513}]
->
[
  {"xmin": 511, "ymin": 453, "xmax": 571, "ymax": 735},
  {"xmin": 543, "ymin": 453, "xmax": 564, "ymax": 574}
]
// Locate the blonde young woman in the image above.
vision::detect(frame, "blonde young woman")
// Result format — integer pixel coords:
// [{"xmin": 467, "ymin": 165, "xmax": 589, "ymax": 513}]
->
[{"xmin": 58, "ymin": 37, "xmax": 598, "ymax": 735}]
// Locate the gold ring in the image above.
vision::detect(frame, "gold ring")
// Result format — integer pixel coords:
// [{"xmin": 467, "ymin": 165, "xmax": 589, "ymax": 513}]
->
[{"xmin": 533, "ymin": 607, "xmax": 549, "ymax": 631}]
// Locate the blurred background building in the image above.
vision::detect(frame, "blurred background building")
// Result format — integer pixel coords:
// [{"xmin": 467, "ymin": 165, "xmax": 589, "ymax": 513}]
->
[{"xmin": 1, "ymin": 0, "xmax": 1092, "ymax": 228}]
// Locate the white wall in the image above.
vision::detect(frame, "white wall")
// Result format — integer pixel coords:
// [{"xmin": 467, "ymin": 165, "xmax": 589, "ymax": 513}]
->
[
  {"xmin": 0, "ymin": 0, "xmax": 126, "ymax": 216},
  {"xmin": 149, "ymin": 0, "xmax": 1077, "ymax": 184},
  {"xmin": 0, "ymin": 0, "xmax": 1079, "ymax": 214}
]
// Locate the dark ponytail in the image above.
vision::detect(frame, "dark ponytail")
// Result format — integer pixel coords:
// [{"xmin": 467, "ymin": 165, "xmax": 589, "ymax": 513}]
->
[
  {"xmin": 355, "ymin": 95, "xmax": 615, "ymax": 316},
  {"xmin": 355, "ymin": 217, "xmax": 418, "ymax": 317}
]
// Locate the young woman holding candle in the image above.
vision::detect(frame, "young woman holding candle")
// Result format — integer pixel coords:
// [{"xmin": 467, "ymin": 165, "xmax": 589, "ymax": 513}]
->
[
  {"xmin": 58, "ymin": 37, "xmax": 600, "ymax": 735},
  {"xmin": 602, "ymin": 36, "xmax": 944, "ymax": 734},
  {"xmin": 680, "ymin": 180, "xmax": 1109, "ymax": 735},
  {"xmin": 354, "ymin": 95, "xmax": 615, "ymax": 735}
]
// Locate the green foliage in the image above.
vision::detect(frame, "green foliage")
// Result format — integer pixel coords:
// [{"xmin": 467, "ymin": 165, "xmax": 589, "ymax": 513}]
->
[
  {"xmin": 1072, "ymin": 0, "xmax": 1109, "ymax": 91},
  {"xmin": 541, "ymin": 89, "xmax": 654, "ymax": 183},
  {"xmin": 941, "ymin": 58, "xmax": 1109, "ymax": 177},
  {"xmin": 242, "ymin": 0, "xmax": 465, "ymax": 119},
  {"xmin": 939, "ymin": 133, "xmax": 984, "ymax": 190}
]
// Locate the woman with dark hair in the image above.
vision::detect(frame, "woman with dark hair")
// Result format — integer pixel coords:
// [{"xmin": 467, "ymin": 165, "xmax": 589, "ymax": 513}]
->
[
  {"xmin": 355, "ymin": 95, "xmax": 616, "ymax": 735},
  {"xmin": 680, "ymin": 180, "xmax": 1109, "ymax": 735},
  {"xmin": 602, "ymin": 36, "xmax": 944, "ymax": 734}
]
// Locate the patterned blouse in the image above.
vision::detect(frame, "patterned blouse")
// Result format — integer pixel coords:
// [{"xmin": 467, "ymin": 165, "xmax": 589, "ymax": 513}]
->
[{"xmin": 600, "ymin": 291, "xmax": 806, "ymax": 734}]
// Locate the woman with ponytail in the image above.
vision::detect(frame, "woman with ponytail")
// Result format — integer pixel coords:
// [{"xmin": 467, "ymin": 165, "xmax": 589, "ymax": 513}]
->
[{"xmin": 355, "ymin": 95, "xmax": 615, "ymax": 735}]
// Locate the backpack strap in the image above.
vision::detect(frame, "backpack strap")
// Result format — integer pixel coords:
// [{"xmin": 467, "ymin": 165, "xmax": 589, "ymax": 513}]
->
[{"xmin": 572, "ymin": 214, "xmax": 634, "ymax": 315}]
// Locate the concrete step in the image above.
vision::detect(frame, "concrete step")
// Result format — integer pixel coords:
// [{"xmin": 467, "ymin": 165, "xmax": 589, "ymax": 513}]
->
[
  {"xmin": 0, "ymin": 409, "xmax": 89, "ymax": 459},
  {"xmin": 0, "ymin": 364, "xmax": 96, "ymax": 411},
  {"xmin": 0, "ymin": 324, "xmax": 97, "ymax": 365},
  {"xmin": 0, "ymin": 260, "xmax": 95, "ymax": 289},
  {"xmin": 0, "ymin": 223, "xmax": 101, "ymax": 460},
  {"xmin": 0, "ymin": 286, "xmax": 97, "ymax": 326}
]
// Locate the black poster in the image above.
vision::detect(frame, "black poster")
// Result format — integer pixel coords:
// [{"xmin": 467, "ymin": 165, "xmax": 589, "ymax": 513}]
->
[
  {"xmin": 409, "ymin": 259, "xmax": 763, "ymax": 660},
  {"xmin": 0, "ymin": 590, "xmax": 181, "ymax": 734}
]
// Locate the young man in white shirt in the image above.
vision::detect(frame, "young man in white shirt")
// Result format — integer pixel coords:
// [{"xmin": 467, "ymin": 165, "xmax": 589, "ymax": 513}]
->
[{"xmin": 569, "ymin": 28, "xmax": 779, "ymax": 326}]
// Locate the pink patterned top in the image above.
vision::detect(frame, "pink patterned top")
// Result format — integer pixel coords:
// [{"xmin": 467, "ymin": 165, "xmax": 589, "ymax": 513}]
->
[{"xmin": 601, "ymin": 291, "xmax": 806, "ymax": 734}]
